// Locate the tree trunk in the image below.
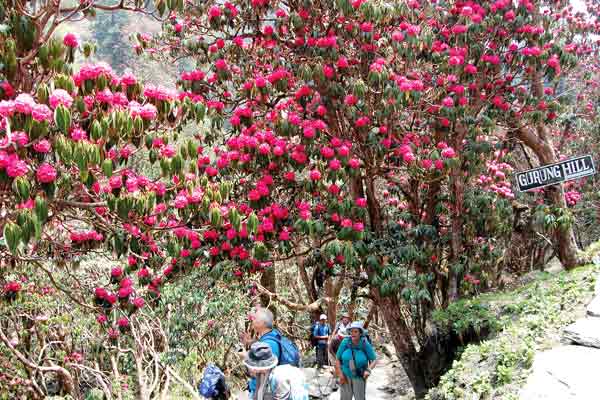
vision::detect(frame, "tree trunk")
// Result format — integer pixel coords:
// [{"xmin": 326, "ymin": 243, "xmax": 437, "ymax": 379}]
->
[
  {"xmin": 516, "ymin": 126, "xmax": 580, "ymax": 269},
  {"xmin": 371, "ymin": 289, "xmax": 429, "ymax": 398},
  {"xmin": 260, "ymin": 267, "xmax": 278, "ymax": 318},
  {"xmin": 448, "ymin": 167, "xmax": 464, "ymax": 304},
  {"xmin": 514, "ymin": 50, "xmax": 581, "ymax": 269},
  {"xmin": 298, "ymin": 255, "xmax": 318, "ymax": 303},
  {"xmin": 326, "ymin": 276, "xmax": 345, "ymax": 328}
]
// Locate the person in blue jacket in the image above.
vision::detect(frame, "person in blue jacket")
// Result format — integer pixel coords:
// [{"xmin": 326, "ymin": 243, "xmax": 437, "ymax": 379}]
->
[
  {"xmin": 240, "ymin": 307, "xmax": 282, "ymax": 396},
  {"xmin": 244, "ymin": 342, "xmax": 309, "ymax": 400},
  {"xmin": 335, "ymin": 321, "xmax": 377, "ymax": 400},
  {"xmin": 313, "ymin": 314, "xmax": 331, "ymax": 369}
]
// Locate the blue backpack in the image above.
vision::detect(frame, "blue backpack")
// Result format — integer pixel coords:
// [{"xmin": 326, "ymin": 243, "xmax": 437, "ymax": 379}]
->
[
  {"xmin": 198, "ymin": 363, "xmax": 225, "ymax": 398},
  {"xmin": 262, "ymin": 330, "xmax": 301, "ymax": 367}
]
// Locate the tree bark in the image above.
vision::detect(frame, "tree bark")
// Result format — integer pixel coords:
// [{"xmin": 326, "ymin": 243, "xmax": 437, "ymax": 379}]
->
[
  {"xmin": 514, "ymin": 45, "xmax": 581, "ymax": 269},
  {"xmin": 253, "ymin": 282, "xmax": 330, "ymax": 312},
  {"xmin": 448, "ymin": 167, "xmax": 464, "ymax": 304},
  {"xmin": 516, "ymin": 126, "xmax": 580, "ymax": 269},
  {"xmin": 371, "ymin": 288, "xmax": 429, "ymax": 398},
  {"xmin": 298, "ymin": 255, "xmax": 318, "ymax": 303},
  {"xmin": 325, "ymin": 275, "xmax": 345, "ymax": 327},
  {"xmin": 260, "ymin": 266, "xmax": 278, "ymax": 318}
]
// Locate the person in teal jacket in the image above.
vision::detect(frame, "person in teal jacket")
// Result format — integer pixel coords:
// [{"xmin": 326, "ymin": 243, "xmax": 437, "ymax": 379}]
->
[{"xmin": 335, "ymin": 321, "xmax": 377, "ymax": 400}]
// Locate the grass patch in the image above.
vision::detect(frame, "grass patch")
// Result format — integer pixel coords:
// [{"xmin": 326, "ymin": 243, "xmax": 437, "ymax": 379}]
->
[
  {"xmin": 433, "ymin": 298, "xmax": 501, "ymax": 338},
  {"xmin": 427, "ymin": 264, "xmax": 598, "ymax": 400}
]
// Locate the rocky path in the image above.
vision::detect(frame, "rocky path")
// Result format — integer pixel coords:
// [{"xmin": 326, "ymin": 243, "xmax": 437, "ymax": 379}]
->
[
  {"xmin": 520, "ymin": 256, "xmax": 600, "ymax": 400},
  {"xmin": 304, "ymin": 352, "xmax": 411, "ymax": 399},
  {"xmin": 234, "ymin": 347, "xmax": 412, "ymax": 399}
]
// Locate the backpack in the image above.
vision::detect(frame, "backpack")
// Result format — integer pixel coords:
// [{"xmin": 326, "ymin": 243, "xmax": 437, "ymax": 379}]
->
[
  {"xmin": 340, "ymin": 337, "xmax": 371, "ymax": 376},
  {"xmin": 198, "ymin": 363, "xmax": 226, "ymax": 399},
  {"xmin": 308, "ymin": 322, "xmax": 318, "ymax": 347},
  {"xmin": 268, "ymin": 365, "xmax": 310, "ymax": 400},
  {"xmin": 313, "ymin": 323, "xmax": 330, "ymax": 345},
  {"xmin": 340, "ymin": 336, "xmax": 370, "ymax": 357},
  {"xmin": 263, "ymin": 330, "xmax": 301, "ymax": 367}
]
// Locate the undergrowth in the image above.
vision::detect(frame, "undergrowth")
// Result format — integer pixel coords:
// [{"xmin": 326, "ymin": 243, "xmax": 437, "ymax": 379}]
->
[{"xmin": 427, "ymin": 263, "xmax": 597, "ymax": 400}]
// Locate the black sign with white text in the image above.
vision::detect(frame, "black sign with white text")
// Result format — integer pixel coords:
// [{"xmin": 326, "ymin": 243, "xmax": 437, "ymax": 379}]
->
[{"xmin": 516, "ymin": 155, "xmax": 596, "ymax": 192}]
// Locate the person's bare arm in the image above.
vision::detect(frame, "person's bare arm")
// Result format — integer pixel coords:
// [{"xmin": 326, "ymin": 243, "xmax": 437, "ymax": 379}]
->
[{"xmin": 336, "ymin": 359, "xmax": 347, "ymax": 384}]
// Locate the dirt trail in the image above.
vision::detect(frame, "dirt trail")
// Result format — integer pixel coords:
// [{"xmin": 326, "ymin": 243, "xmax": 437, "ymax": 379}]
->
[{"xmin": 234, "ymin": 349, "xmax": 413, "ymax": 399}]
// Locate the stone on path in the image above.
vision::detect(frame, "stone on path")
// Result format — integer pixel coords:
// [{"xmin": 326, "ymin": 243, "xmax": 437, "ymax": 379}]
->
[
  {"xmin": 586, "ymin": 296, "xmax": 600, "ymax": 317},
  {"xmin": 304, "ymin": 367, "xmax": 337, "ymax": 398},
  {"xmin": 562, "ymin": 318, "xmax": 600, "ymax": 348},
  {"xmin": 520, "ymin": 345, "xmax": 600, "ymax": 400}
]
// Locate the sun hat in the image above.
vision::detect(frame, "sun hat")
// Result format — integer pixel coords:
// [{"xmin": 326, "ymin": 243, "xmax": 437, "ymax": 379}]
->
[
  {"xmin": 319, "ymin": 314, "xmax": 327, "ymax": 320},
  {"xmin": 244, "ymin": 342, "xmax": 278, "ymax": 371},
  {"xmin": 348, "ymin": 321, "xmax": 365, "ymax": 335},
  {"xmin": 340, "ymin": 312, "xmax": 350, "ymax": 319}
]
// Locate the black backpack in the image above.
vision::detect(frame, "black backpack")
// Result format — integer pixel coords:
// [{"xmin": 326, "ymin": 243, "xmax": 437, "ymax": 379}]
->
[{"xmin": 309, "ymin": 322, "xmax": 318, "ymax": 347}]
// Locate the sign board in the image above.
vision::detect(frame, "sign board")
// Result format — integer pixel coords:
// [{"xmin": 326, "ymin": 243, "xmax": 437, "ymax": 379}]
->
[{"xmin": 516, "ymin": 155, "xmax": 596, "ymax": 192}]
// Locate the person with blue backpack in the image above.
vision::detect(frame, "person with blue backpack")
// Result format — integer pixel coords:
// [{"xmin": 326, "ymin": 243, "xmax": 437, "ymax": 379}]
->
[
  {"xmin": 335, "ymin": 321, "xmax": 377, "ymax": 400},
  {"xmin": 240, "ymin": 307, "xmax": 300, "ymax": 397},
  {"xmin": 197, "ymin": 363, "xmax": 230, "ymax": 399},
  {"xmin": 313, "ymin": 314, "xmax": 331, "ymax": 370},
  {"xmin": 244, "ymin": 342, "xmax": 309, "ymax": 400}
]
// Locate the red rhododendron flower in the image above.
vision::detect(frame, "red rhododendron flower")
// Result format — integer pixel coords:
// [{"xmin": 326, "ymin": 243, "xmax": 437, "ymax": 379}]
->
[
  {"xmin": 3, "ymin": 281, "xmax": 21, "ymax": 293},
  {"xmin": 63, "ymin": 32, "xmax": 79, "ymax": 48},
  {"xmin": 36, "ymin": 163, "xmax": 57, "ymax": 183},
  {"xmin": 6, "ymin": 158, "xmax": 28, "ymax": 177},
  {"xmin": 309, "ymin": 169, "xmax": 321, "ymax": 181},
  {"xmin": 49, "ymin": 89, "xmax": 73, "ymax": 109},
  {"xmin": 33, "ymin": 139, "xmax": 51, "ymax": 153}
]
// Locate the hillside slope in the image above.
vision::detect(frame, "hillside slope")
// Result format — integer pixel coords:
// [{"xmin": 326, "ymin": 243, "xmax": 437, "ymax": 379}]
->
[{"xmin": 428, "ymin": 262, "xmax": 598, "ymax": 400}]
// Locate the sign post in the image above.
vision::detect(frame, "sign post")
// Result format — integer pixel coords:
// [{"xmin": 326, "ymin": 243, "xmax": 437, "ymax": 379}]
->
[{"xmin": 515, "ymin": 155, "xmax": 596, "ymax": 192}]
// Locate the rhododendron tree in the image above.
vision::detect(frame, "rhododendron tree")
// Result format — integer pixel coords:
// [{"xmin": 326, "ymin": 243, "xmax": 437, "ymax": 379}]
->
[
  {"xmin": 125, "ymin": 0, "xmax": 600, "ymax": 392},
  {"xmin": 1, "ymin": 0, "xmax": 599, "ymax": 397}
]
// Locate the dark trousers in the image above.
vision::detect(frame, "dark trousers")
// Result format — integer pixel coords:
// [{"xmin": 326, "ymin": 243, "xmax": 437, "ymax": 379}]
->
[{"xmin": 316, "ymin": 345, "xmax": 328, "ymax": 367}]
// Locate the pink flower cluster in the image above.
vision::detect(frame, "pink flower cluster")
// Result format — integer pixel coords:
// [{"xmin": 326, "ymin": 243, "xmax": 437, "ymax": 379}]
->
[
  {"xmin": 143, "ymin": 85, "xmax": 178, "ymax": 101},
  {"xmin": 73, "ymin": 63, "xmax": 114, "ymax": 86},
  {"xmin": 36, "ymin": 163, "xmax": 57, "ymax": 183},
  {"xmin": 0, "ymin": 151, "xmax": 28, "ymax": 177},
  {"xmin": 128, "ymin": 101, "xmax": 158, "ymax": 120},
  {"xmin": 3, "ymin": 281, "xmax": 21, "ymax": 293},
  {"xmin": 33, "ymin": 139, "xmax": 52, "ymax": 153},
  {"xmin": 394, "ymin": 76, "xmax": 425, "ymax": 92},
  {"xmin": 94, "ymin": 287, "xmax": 117, "ymax": 305},
  {"xmin": 0, "ymin": 95, "xmax": 52, "ymax": 122},
  {"xmin": 49, "ymin": 89, "xmax": 74, "ymax": 109},
  {"xmin": 477, "ymin": 160, "xmax": 514, "ymax": 199},
  {"xmin": 181, "ymin": 70, "xmax": 205, "ymax": 81},
  {"xmin": 565, "ymin": 190, "xmax": 581, "ymax": 206},
  {"xmin": 95, "ymin": 88, "xmax": 128, "ymax": 106},
  {"xmin": 63, "ymin": 33, "xmax": 79, "ymax": 48},
  {"xmin": 70, "ymin": 230, "xmax": 104, "ymax": 242}
]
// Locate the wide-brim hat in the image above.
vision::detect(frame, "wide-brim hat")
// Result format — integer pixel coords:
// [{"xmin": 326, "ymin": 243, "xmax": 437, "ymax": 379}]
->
[
  {"xmin": 348, "ymin": 321, "xmax": 365, "ymax": 334},
  {"xmin": 244, "ymin": 342, "xmax": 278, "ymax": 371}
]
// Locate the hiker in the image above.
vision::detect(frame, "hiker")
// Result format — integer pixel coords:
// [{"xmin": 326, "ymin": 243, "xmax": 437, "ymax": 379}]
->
[
  {"xmin": 334, "ymin": 313, "xmax": 351, "ymax": 339},
  {"xmin": 313, "ymin": 314, "xmax": 330, "ymax": 369},
  {"xmin": 198, "ymin": 363, "xmax": 230, "ymax": 400},
  {"xmin": 329, "ymin": 327, "xmax": 348, "ymax": 361},
  {"xmin": 240, "ymin": 307, "xmax": 300, "ymax": 397},
  {"xmin": 335, "ymin": 322, "xmax": 377, "ymax": 400},
  {"xmin": 244, "ymin": 342, "xmax": 309, "ymax": 400}
]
